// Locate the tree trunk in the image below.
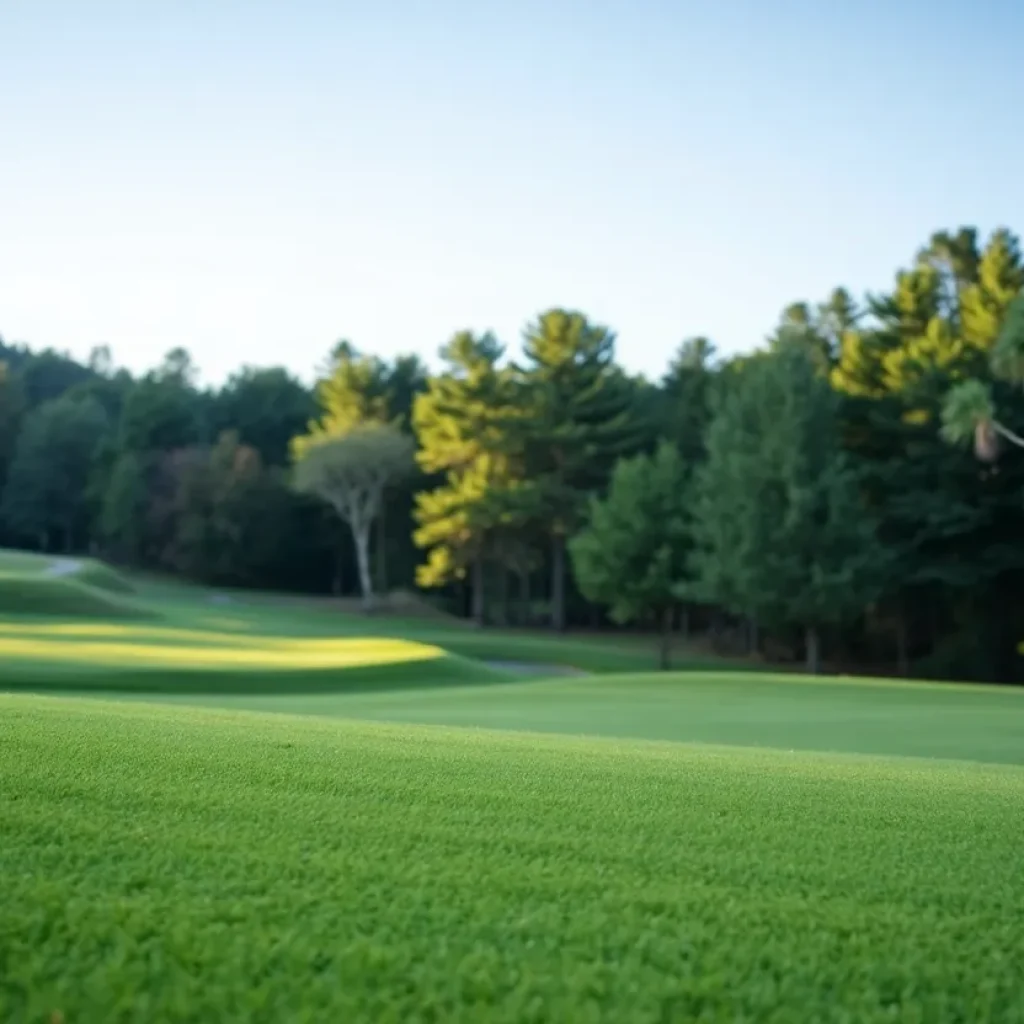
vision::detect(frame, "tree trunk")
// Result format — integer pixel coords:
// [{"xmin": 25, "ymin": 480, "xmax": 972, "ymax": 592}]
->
[
  {"xmin": 472, "ymin": 554, "xmax": 485, "ymax": 627},
  {"xmin": 551, "ymin": 534, "xmax": 566, "ymax": 632},
  {"xmin": 659, "ymin": 607, "xmax": 673, "ymax": 670},
  {"xmin": 805, "ymin": 625, "xmax": 821, "ymax": 674},
  {"xmin": 352, "ymin": 522, "xmax": 374, "ymax": 611}
]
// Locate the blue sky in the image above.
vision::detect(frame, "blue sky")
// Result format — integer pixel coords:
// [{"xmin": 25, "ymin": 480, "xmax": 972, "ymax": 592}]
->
[{"xmin": 1, "ymin": 0, "xmax": 1022, "ymax": 384}]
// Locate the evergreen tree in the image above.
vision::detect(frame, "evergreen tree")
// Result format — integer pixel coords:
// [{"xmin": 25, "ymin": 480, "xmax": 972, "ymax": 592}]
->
[
  {"xmin": 0, "ymin": 361, "xmax": 26, "ymax": 505},
  {"xmin": 659, "ymin": 337, "xmax": 717, "ymax": 463},
  {"xmin": 570, "ymin": 441, "xmax": 692, "ymax": 668},
  {"xmin": 213, "ymin": 367, "xmax": 315, "ymax": 466},
  {"xmin": 412, "ymin": 332, "xmax": 524, "ymax": 624},
  {"xmin": 99, "ymin": 451, "xmax": 150, "ymax": 563},
  {"xmin": 516, "ymin": 309, "xmax": 645, "ymax": 630},
  {"xmin": 2, "ymin": 395, "xmax": 109, "ymax": 552},
  {"xmin": 294, "ymin": 345, "xmax": 392, "ymax": 454},
  {"xmin": 692, "ymin": 346, "xmax": 884, "ymax": 672},
  {"xmin": 119, "ymin": 373, "xmax": 202, "ymax": 453}
]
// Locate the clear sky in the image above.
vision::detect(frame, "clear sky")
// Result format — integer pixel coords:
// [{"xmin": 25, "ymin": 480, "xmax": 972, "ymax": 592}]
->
[{"xmin": 1, "ymin": 0, "xmax": 1022, "ymax": 384}]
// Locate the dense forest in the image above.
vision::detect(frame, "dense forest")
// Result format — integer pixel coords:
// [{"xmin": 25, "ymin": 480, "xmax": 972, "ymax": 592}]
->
[{"xmin": 2, "ymin": 225, "xmax": 1023, "ymax": 682}]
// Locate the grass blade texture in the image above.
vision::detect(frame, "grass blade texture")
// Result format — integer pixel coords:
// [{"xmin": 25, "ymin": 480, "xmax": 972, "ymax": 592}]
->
[{"xmin": 2, "ymin": 695, "xmax": 1023, "ymax": 1023}]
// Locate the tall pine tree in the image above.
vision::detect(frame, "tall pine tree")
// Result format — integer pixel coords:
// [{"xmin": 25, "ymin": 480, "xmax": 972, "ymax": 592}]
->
[
  {"xmin": 515, "ymin": 309, "xmax": 645, "ymax": 630},
  {"xmin": 412, "ymin": 332, "xmax": 525, "ymax": 625},
  {"xmin": 692, "ymin": 344, "xmax": 885, "ymax": 672}
]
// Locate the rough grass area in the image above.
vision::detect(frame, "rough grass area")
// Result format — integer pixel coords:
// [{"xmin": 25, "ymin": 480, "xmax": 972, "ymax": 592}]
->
[{"xmin": 2, "ymin": 695, "xmax": 1023, "ymax": 1023}]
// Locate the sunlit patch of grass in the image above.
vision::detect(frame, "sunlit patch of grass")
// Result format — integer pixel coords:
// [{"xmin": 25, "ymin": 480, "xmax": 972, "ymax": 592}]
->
[
  {"xmin": 0, "ymin": 621, "xmax": 266, "ymax": 645},
  {"xmin": 0, "ymin": 633, "xmax": 444, "ymax": 670}
]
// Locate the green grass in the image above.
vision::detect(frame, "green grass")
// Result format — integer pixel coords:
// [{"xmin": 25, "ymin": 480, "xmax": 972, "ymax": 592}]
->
[
  {"xmin": 0, "ymin": 548, "xmax": 141, "ymax": 619},
  {"xmin": 3, "ymin": 695, "xmax": 1024, "ymax": 1022},
  {"xmin": 0, "ymin": 575, "xmax": 149, "ymax": 620},
  {"xmin": 0, "ymin": 549, "xmax": 51, "ymax": 572},
  {"xmin": 6, "ymin": 561, "xmax": 1024, "ymax": 1019},
  {"xmin": 73, "ymin": 561, "xmax": 137, "ymax": 594},
  {"xmin": 129, "ymin": 670, "xmax": 1024, "ymax": 765}
]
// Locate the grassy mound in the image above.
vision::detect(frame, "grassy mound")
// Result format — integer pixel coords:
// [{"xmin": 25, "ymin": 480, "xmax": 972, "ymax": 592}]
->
[
  {"xmin": 0, "ymin": 574, "xmax": 149, "ymax": 620},
  {"xmin": 3, "ymin": 695, "xmax": 1023, "ymax": 1021}
]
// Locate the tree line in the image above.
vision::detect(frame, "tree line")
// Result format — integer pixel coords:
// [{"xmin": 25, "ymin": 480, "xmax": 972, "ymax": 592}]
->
[{"xmin": 2, "ymin": 224, "xmax": 1023, "ymax": 682}]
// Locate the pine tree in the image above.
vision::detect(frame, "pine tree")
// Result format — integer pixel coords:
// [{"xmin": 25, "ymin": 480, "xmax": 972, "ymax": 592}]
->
[
  {"xmin": 570, "ymin": 442, "xmax": 692, "ymax": 668},
  {"xmin": 293, "ymin": 345, "xmax": 392, "ymax": 457},
  {"xmin": 692, "ymin": 345, "xmax": 885, "ymax": 672},
  {"xmin": 961, "ymin": 229, "xmax": 1024, "ymax": 350},
  {"xmin": 515, "ymin": 309, "xmax": 646, "ymax": 630},
  {"xmin": 659, "ymin": 337, "xmax": 716, "ymax": 463},
  {"xmin": 411, "ymin": 332, "xmax": 525, "ymax": 624}
]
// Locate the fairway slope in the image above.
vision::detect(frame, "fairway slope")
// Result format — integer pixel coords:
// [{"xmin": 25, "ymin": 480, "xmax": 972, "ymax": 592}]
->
[{"xmin": 2, "ymin": 694, "xmax": 1023, "ymax": 1022}]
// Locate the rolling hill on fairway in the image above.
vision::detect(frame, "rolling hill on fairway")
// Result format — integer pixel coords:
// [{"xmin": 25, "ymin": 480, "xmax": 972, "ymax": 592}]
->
[{"xmin": 2, "ymin": 695, "xmax": 1023, "ymax": 1022}]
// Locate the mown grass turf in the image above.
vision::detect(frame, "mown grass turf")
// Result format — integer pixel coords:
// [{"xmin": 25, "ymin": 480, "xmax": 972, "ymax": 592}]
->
[
  {"xmin": 108, "ymin": 670, "xmax": 1024, "ymax": 766},
  {"xmin": 2, "ymin": 694, "xmax": 1023, "ymax": 1022}
]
